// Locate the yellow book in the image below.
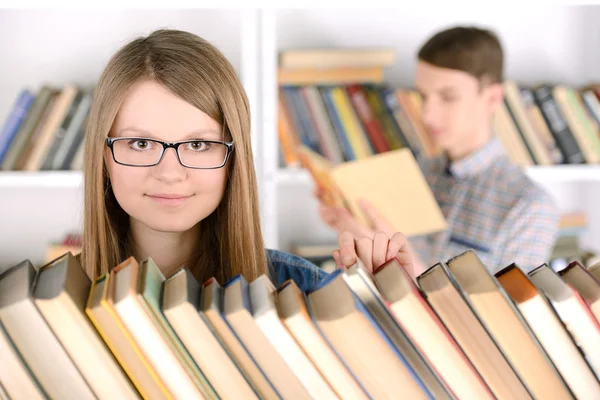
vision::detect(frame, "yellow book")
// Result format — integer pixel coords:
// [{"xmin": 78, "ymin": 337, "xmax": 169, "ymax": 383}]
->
[
  {"xmin": 33, "ymin": 253, "xmax": 139, "ymax": 400},
  {"xmin": 331, "ymin": 87, "xmax": 373, "ymax": 159},
  {"xmin": 278, "ymin": 66, "xmax": 384, "ymax": 85},
  {"xmin": 298, "ymin": 145, "xmax": 446, "ymax": 237},
  {"xmin": 86, "ymin": 273, "xmax": 173, "ymax": 400},
  {"xmin": 111, "ymin": 257, "xmax": 205, "ymax": 399},
  {"xmin": 139, "ymin": 258, "xmax": 218, "ymax": 399}
]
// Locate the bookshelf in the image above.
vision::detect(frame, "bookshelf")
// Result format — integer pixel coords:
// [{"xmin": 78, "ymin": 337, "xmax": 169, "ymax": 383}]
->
[
  {"xmin": 2, "ymin": 7, "xmax": 600, "ymax": 270},
  {"xmin": 258, "ymin": 6, "xmax": 600, "ymax": 258}
]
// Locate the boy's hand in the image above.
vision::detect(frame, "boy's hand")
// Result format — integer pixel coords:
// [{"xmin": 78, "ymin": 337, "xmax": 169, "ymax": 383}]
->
[{"xmin": 314, "ymin": 186, "xmax": 394, "ymax": 239}]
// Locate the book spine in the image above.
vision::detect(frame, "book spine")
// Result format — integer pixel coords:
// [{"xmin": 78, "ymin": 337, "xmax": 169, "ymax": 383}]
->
[
  {"xmin": 346, "ymin": 84, "xmax": 389, "ymax": 153},
  {"xmin": 319, "ymin": 87, "xmax": 356, "ymax": 161},
  {"xmin": 582, "ymin": 90, "xmax": 600, "ymax": 126},
  {"xmin": 519, "ymin": 86, "xmax": 564, "ymax": 165},
  {"xmin": 41, "ymin": 91, "xmax": 83, "ymax": 170},
  {"xmin": 381, "ymin": 87, "xmax": 423, "ymax": 158},
  {"xmin": 52, "ymin": 92, "xmax": 92, "ymax": 170},
  {"xmin": 282, "ymin": 87, "xmax": 321, "ymax": 155},
  {"xmin": 0, "ymin": 90, "xmax": 35, "ymax": 163},
  {"xmin": 368, "ymin": 86, "xmax": 408, "ymax": 151},
  {"xmin": 533, "ymin": 85, "xmax": 585, "ymax": 164},
  {"xmin": 503, "ymin": 98, "xmax": 538, "ymax": 164}
]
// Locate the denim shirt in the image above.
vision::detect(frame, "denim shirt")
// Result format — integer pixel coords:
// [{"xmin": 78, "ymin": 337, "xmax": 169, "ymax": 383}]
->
[{"xmin": 266, "ymin": 248, "xmax": 330, "ymax": 292}]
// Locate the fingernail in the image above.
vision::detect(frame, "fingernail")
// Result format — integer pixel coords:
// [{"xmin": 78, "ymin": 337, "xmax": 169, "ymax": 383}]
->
[{"xmin": 342, "ymin": 255, "xmax": 354, "ymax": 265}]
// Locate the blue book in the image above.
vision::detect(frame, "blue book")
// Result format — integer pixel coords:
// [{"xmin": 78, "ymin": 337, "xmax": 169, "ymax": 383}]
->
[
  {"xmin": 343, "ymin": 265, "xmax": 453, "ymax": 399},
  {"xmin": 0, "ymin": 90, "xmax": 35, "ymax": 163},
  {"xmin": 281, "ymin": 86, "xmax": 319, "ymax": 154},
  {"xmin": 306, "ymin": 269, "xmax": 433, "ymax": 399},
  {"xmin": 319, "ymin": 87, "xmax": 355, "ymax": 161},
  {"xmin": 221, "ymin": 275, "xmax": 282, "ymax": 399}
]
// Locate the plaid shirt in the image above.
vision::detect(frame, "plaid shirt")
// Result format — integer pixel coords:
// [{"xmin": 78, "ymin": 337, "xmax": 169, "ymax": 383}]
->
[{"xmin": 411, "ymin": 136, "xmax": 560, "ymax": 275}]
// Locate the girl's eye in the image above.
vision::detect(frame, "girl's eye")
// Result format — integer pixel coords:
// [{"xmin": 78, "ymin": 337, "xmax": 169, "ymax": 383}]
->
[
  {"xmin": 187, "ymin": 141, "xmax": 209, "ymax": 151},
  {"xmin": 129, "ymin": 139, "xmax": 153, "ymax": 151}
]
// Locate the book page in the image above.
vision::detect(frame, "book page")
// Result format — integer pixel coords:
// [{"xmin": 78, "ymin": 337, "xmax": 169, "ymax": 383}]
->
[{"xmin": 330, "ymin": 148, "xmax": 446, "ymax": 236}]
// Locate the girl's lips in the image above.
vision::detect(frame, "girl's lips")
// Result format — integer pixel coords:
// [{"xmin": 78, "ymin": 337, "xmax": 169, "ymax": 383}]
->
[{"xmin": 146, "ymin": 194, "xmax": 193, "ymax": 206}]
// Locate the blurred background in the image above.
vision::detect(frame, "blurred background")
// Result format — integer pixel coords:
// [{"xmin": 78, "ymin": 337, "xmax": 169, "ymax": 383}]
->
[{"xmin": 0, "ymin": 6, "xmax": 598, "ymax": 272}]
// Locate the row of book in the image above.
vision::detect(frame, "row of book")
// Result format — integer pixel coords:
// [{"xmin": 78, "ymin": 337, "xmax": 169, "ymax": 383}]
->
[
  {"xmin": 277, "ymin": 49, "xmax": 600, "ymax": 167},
  {"xmin": 3, "ymin": 246, "xmax": 600, "ymax": 399},
  {"xmin": 0, "ymin": 84, "xmax": 91, "ymax": 172}
]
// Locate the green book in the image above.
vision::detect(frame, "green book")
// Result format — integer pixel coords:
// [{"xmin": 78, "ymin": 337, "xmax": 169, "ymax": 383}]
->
[{"xmin": 139, "ymin": 258, "xmax": 219, "ymax": 399}]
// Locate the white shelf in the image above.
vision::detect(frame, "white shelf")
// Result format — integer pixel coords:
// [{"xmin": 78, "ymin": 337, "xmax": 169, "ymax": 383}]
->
[
  {"xmin": 275, "ymin": 165, "xmax": 600, "ymax": 185},
  {"xmin": 525, "ymin": 166, "xmax": 600, "ymax": 183},
  {"xmin": 2, "ymin": 165, "xmax": 597, "ymax": 190},
  {"xmin": 0, "ymin": 171, "xmax": 83, "ymax": 188}
]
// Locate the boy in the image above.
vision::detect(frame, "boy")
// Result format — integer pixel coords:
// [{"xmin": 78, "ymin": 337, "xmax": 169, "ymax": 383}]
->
[{"xmin": 316, "ymin": 26, "xmax": 560, "ymax": 276}]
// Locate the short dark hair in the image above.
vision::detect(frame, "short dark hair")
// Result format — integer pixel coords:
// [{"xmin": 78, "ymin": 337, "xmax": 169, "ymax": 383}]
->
[{"xmin": 417, "ymin": 26, "xmax": 504, "ymax": 84}]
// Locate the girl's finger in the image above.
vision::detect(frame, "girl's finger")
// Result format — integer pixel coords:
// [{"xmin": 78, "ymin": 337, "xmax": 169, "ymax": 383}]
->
[
  {"xmin": 372, "ymin": 231, "xmax": 389, "ymax": 270},
  {"xmin": 355, "ymin": 237, "xmax": 374, "ymax": 273},
  {"xmin": 338, "ymin": 231, "xmax": 357, "ymax": 266},
  {"xmin": 332, "ymin": 250, "xmax": 344, "ymax": 269},
  {"xmin": 387, "ymin": 232, "xmax": 413, "ymax": 272},
  {"xmin": 386, "ymin": 232, "xmax": 408, "ymax": 261}
]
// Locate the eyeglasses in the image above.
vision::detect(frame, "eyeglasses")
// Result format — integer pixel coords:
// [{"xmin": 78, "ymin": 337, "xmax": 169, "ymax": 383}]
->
[{"xmin": 105, "ymin": 137, "xmax": 234, "ymax": 169}]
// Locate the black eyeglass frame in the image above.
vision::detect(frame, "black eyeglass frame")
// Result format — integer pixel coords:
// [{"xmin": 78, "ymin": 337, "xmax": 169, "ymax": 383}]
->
[{"xmin": 105, "ymin": 137, "xmax": 235, "ymax": 169}]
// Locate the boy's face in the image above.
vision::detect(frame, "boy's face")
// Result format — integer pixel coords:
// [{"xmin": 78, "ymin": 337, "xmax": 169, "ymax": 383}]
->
[{"xmin": 415, "ymin": 60, "xmax": 503, "ymax": 160}]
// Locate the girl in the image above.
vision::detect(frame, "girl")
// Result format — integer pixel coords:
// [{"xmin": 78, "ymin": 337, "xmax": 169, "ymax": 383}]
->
[{"xmin": 80, "ymin": 28, "xmax": 413, "ymax": 290}]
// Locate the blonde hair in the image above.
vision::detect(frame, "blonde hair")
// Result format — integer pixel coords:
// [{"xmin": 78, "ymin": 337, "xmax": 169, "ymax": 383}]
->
[{"xmin": 81, "ymin": 29, "xmax": 267, "ymax": 284}]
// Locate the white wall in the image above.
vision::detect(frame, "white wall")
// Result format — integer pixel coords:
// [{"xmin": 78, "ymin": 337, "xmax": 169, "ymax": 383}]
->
[
  {"xmin": 0, "ymin": 9, "xmax": 242, "ymax": 125},
  {"xmin": 0, "ymin": 185, "xmax": 83, "ymax": 269},
  {"xmin": 580, "ymin": 5, "xmax": 600, "ymax": 83},
  {"xmin": 275, "ymin": 6, "xmax": 593, "ymax": 87}
]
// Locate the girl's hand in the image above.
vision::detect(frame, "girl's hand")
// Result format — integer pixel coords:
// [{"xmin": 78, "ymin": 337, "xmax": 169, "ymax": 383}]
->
[{"xmin": 332, "ymin": 230, "xmax": 414, "ymax": 275}]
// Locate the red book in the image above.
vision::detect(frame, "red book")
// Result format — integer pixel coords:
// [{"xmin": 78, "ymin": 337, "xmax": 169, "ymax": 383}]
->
[
  {"xmin": 346, "ymin": 85, "xmax": 389, "ymax": 153},
  {"xmin": 373, "ymin": 258, "xmax": 494, "ymax": 400}
]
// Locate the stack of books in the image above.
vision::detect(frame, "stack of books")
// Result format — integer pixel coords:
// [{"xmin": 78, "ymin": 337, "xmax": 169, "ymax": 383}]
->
[{"xmin": 2, "ymin": 249, "xmax": 600, "ymax": 399}]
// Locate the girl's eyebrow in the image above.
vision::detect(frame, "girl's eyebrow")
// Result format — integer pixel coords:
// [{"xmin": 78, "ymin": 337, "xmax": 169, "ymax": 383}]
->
[
  {"xmin": 116, "ymin": 127, "xmax": 223, "ymax": 140},
  {"xmin": 115, "ymin": 127, "xmax": 152, "ymax": 137}
]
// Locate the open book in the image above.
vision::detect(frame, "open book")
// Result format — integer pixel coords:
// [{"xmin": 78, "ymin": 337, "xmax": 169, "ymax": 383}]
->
[{"xmin": 298, "ymin": 145, "xmax": 447, "ymax": 236}]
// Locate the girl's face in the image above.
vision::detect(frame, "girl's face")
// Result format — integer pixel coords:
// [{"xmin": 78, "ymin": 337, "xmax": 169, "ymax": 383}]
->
[{"xmin": 105, "ymin": 79, "xmax": 229, "ymax": 233}]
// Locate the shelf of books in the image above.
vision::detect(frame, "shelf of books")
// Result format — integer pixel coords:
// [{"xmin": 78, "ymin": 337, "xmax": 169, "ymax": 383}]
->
[
  {"xmin": 0, "ymin": 85, "xmax": 89, "ymax": 178},
  {"xmin": 276, "ymin": 50, "xmax": 600, "ymax": 179},
  {"xmin": 3, "ymin": 247, "xmax": 600, "ymax": 399}
]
